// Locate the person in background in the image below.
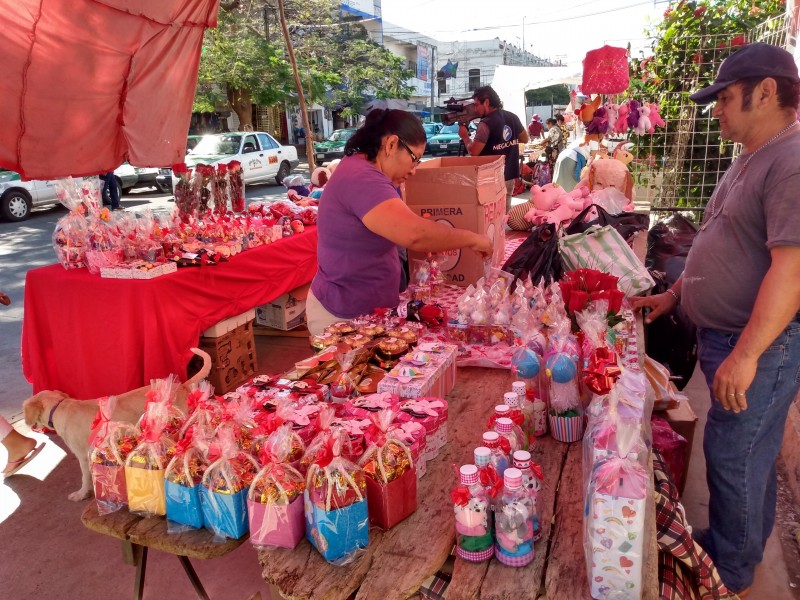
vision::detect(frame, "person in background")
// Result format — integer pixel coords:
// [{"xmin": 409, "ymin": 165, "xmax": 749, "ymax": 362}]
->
[
  {"xmin": 458, "ymin": 85, "xmax": 529, "ymax": 211},
  {"xmin": 99, "ymin": 171, "xmax": 120, "ymax": 211},
  {"xmin": 307, "ymin": 109, "xmax": 493, "ymax": 335},
  {"xmin": 0, "ymin": 291, "xmax": 44, "ymax": 476},
  {"xmin": 556, "ymin": 113, "xmax": 570, "ymax": 148},
  {"xmin": 528, "ymin": 114, "xmax": 544, "ymax": 139},
  {"xmin": 631, "ymin": 43, "xmax": 800, "ymax": 597}
]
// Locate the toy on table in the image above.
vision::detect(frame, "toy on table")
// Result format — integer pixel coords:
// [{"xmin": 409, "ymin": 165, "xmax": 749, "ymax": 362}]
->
[
  {"xmin": 453, "ymin": 465, "xmax": 494, "ymax": 563},
  {"xmin": 512, "ymin": 451, "xmax": 543, "ymax": 542}
]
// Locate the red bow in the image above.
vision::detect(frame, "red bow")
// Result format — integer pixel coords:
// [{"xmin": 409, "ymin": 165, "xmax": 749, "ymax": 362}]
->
[
  {"xmin": 88, "ymin": 409, "xmax": 110, "ymax": 447},
  {"xmin": 498, "ymin": 436, "xmax": 512, "ymax": 455},
  {"xmin": 207, "ymin": 442, "xmax": 222, "ymax": 464},
  {"xmin": 366, "ymin": 423, "xmax": 387, "ymax": 448},
  {"xmin": 314, "ymin": 436, "xmax": 336, "ymax": 468},
  {"xmin": 450, "ymin": 485, "xmax": 471, "ymax": 506},
  {"xmin": 187, "ymin": 389, "xmax": 204, "ymax": 412},
  {"xmin": 478, "ymin": 465, "xmax": 504, "ymax": 498},
  {"xmin": 175, "ymin": 428, "xmax": 195, "ymax": 456},
  {"xmin": 508, "ymin": 410, "xmax": 525, "ymax": 427},
  {"xmin": 583, "ymin": 347, "xmax": 622, "ymax": 395},
  {"xmin": 530, "ymin": 462, "xmax": 544, "ymax": 482}
]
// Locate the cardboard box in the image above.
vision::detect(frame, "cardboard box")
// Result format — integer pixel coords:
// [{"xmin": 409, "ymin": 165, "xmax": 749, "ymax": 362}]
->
[
  {"xmin": 203, "ymin": 309, "xmax": 256, "ymax": 338},
  {"xmin": 402, "ymin": 156, "xmax": 507, "ymax": 287},
  {"xmin": 199, "ymin": 320, "xmax": 257, "ymax": 394},
  {"xmin": 255, "ymin": 283, "xmax": 310, "ymax": 330}
]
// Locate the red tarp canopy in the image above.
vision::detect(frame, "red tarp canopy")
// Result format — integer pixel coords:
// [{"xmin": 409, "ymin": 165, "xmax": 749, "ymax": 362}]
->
[{"xmin": 0, "ymin": 0, "xmax": 220, "ymax": 180}]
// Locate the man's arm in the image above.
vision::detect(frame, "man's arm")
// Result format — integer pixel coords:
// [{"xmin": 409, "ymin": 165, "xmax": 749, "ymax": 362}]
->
[
  {"xmin": 713, "ymin": 245, "xmax": 800, "ymax": 411},
  {"xmin": 518, "ymin": 128, "xmax": 529, "ymax": 144},
  {"xmin": 460, "ymin": 122, "xmax": 486, "ymax": 156}
]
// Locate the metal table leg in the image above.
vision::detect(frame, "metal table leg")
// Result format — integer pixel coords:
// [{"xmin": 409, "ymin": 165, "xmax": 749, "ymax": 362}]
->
[
  {"xmin": 178, "ymin": 555, "xmax": 211, "ymax": 600},
  {"xmin": 133, "ymin": 546, "xmax": 148, "ymax": 600}
]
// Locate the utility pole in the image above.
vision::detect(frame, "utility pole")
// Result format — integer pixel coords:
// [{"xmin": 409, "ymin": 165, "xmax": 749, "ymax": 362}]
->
[
  {"xmin": 522, "ymin": 17, "xmax": 525, "ymax": 64},
  {"xmin": 429, "ymin": 44, "xmax": 435, "ymax": 123},
  {"xmin": 277, "ymin": 0, "xmax": 316, "ymax": 171}
]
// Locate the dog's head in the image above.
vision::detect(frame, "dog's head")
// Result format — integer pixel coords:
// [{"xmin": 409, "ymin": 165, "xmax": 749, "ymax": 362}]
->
[{"xmin": 23, "ymin": 390, "xmax": 69, "ymax": 430}]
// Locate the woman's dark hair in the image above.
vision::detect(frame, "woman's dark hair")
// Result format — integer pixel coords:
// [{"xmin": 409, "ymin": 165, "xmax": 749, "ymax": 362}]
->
[
  {"xmin": 472, "ymin": 86, "xmax": 503, "ymax": 109},
  {"xmin": 555, "ymin": 113, "xmax": 565, "ymax": 123},
  {"xmin": 344, "ymin": 109, "xmax": 426, "ymax": 160},
  {"xmin": 739, "ymin": 76, "xmax": 800, "ymax": 110},
  {"xmin": 546, "ymin": 118, "xmax": 557, "ymax": 126}
]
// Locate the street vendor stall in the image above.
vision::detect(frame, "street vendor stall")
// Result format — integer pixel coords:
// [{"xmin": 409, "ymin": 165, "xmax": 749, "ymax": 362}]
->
[{"xmin": 21, "ymin": 227, "xmax": 318, "ymax": 398}]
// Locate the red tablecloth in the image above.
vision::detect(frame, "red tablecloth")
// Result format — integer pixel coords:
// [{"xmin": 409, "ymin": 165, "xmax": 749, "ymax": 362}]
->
[{"xmin": 22, "ymin": 227, "xmax": 318, "ymax": 399}]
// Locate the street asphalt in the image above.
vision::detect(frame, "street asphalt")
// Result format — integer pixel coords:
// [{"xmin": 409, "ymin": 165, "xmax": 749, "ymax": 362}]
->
[{"xmin": 0, "ymin": 173, "xmax": 308, "ymax": 421}]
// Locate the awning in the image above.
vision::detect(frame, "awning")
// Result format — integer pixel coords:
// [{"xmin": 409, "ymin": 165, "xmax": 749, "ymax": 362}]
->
[{"xmin": 0, "ymin": 0, "xmax": 220, "ymax": 180}]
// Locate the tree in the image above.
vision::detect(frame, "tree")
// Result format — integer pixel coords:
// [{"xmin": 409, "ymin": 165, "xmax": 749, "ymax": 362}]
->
[
  {"xmin": 525, "ymin": 84, "xmax": 570, "ymax": 107},
  {"xmin": 194, "ymin": 0, "xmax": 415, "ymax": 130},
  {"xmin": 627, "ymin": 0, "xmax": 786, "ymax": 207}
]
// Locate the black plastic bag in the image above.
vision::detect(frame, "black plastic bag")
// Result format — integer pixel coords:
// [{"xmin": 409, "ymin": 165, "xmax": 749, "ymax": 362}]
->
[
  {"xmin": 644, "ymin": 215, "xmax": 699, "ymax": 390},
  {"xmin": 565, "ymin": 204, "xmax": 650, "ymax": 242},
  {"xmin": 502, "ymin": 224, "xmax": 563, "ymax": 287}
]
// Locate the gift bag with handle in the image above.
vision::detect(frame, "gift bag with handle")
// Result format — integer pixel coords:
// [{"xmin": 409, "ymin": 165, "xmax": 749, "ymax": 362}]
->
[{"xmin": 558, "ymin": 225, "xmax": 654, "ymax": 297}]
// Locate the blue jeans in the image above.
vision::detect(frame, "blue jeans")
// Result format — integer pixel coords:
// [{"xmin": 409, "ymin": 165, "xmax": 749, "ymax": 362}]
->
[
  {"xmin": 101, "ymin": 172, "xmax": 120, "ymax": 209},
  {"xmin": 696, "ymin": 321, "xmax": 800, "ymax": 592}
]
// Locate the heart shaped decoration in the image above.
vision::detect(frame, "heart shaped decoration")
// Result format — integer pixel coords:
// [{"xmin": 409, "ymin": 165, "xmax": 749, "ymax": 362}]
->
[
  {"xmin": 620, "ymin": 556, "xmax": 634, "ymax": 568},
  {"xmin": 622, "ymin": 506, "xmax": 637, "ymax": 519},
  {"xmin": 601, "ymin": 537, "xmax": 613, "ymax": 549}
]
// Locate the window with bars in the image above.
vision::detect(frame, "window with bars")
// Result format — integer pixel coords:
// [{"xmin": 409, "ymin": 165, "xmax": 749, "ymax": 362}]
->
[{"xmin": 468, "ymin": 69, "xmax": 481, "ymax": 92}]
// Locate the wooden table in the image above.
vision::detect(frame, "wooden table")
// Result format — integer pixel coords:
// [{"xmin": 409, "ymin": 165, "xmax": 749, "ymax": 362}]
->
[
  {"xmin": 81, "ymin": 502, "xmax": 248, "ymax": 600},
  {"xmin": 258, "ymin": 367, "xmax": 658, "ymax": 600}
]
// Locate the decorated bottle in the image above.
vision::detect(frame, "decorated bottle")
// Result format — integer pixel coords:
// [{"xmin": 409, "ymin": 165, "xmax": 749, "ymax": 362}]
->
[
  {"xmin": 474, "ymin": 446, "xmax": 503, "ymax": 510},
  {"xmin": 452, "ymin": 464, "xmax": 494, "ymax": 562},
  {"xmin": 495, "ymin": 417, "xmax": 523, "ymax": 454},
  {"xmin": 482, "ymin": 431, "xmax": 510, "ymax": 477},
  {"xmin": 494, "ymin": 468, "xmax": 535, "ymax": 567},
  {"xmin": 512, "ymin": 450, "xmax": 542, "ymax": 542},
  {"xmin": 512, "ymin": 382, "xmax": 536, "ymax": 446},
  {"xmin": 501, "ymin": 394, "xmax": 529, "ymax": 450}
]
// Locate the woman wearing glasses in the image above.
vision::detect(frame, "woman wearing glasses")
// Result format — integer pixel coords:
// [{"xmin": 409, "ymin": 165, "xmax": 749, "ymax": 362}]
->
[{"xmin": 307, "ymin": 109, "xmax": 493, "ymax": 335}]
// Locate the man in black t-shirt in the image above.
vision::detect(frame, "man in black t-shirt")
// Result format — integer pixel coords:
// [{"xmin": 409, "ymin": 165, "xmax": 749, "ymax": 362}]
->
[{"xmin": 459, "ymin": 85, "xmax": 529, "ymax": 210}]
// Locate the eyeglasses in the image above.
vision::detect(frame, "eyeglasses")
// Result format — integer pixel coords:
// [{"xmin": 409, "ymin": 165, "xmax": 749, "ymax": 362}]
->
[{"xmin": 397, "ymin": 138, "xmax": 422, "ymax": 166}]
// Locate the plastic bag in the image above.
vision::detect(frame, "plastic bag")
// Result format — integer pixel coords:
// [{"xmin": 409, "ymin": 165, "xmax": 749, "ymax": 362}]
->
[
  {"xmin": 165, "ymin": 427, "xmax": 211, "ymax": 530},
  {"xmin": 89, "ymin": 396, "xmax": 138, "ymax": 515},
  {"xmin": 502, "ymin": 223, "xmax": 563, "ymax": 287},
  {"xmin": 565, "ymin": 203, "xmax": 649, "ymax": 242}
]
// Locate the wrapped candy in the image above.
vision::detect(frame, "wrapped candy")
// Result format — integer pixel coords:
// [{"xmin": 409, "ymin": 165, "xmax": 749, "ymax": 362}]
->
[
  {"xmin": 212, "ymin": 163, "xmax": 229, "ymax": 214},
  {"xmin": 387, "ymin": 420, "xmax": 428, "ymax": 478},
  {"xmin": 358, "ymin": 409, "xmax": 416, "ymax": 529},
  {"xmin": 453, "ymin": 465, "xmax": 493, "ymax": 563},
  {"xmin": 494, "ymin": 468, "xmax": 535, "ymax": 567},
  {"xmin": 180, "ymin": 381, "xmax": 220, "ymax": 438},
  {"xmin": 125, "ymin": 398, "xmax": 174, "ymax": 516},
  {"xmin": 200, "ymin": 424, "xmax": 259, "ymax": 539},
  {"xmin": 138, "ymin": 377, "xmax": 186, "ymax": 441},
  {"xmin": 330, "ymin": 347, "xmax": 363, "ymax": 402},
  {"xmin": 173, "ymin": 163, "xmax": 193, "ymax": 222},
  {"xmin": 89, "ymin": 396, "xmax": 138, "ymax": 515},
  {"xmin": 165, "ymin": 427, "xmax": 211, "ymax": 529},
  {"xmin": 304, "ymin": 433, "xmax": 370, "ymax": 564},
  {"xmin": 248, "ymin": 424, "xmax": 307, "ymax": 549}
]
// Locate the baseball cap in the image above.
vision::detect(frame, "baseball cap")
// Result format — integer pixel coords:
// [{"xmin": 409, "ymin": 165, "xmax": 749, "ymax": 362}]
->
[{"xmin": 689, "ymin": 42, "xmax": 800, "ymax": 104}]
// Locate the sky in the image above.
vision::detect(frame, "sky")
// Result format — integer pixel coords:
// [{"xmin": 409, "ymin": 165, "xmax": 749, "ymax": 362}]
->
[{"xmin": 380, "ymin": 0, "xmax": 669, "ymax": 67}]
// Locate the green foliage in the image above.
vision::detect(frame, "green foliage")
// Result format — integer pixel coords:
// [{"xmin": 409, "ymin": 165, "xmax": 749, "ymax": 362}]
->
[
  {"xmin": 525, "ymin": 85, "xmax": 571, "ymax": 106},
  {"xmin": 194, "ymin": 0, "xmax": 415, "ymax": 118},
  {"xmin": 628, "ymin": 0, "xmax": 786, "ymax": 207}
]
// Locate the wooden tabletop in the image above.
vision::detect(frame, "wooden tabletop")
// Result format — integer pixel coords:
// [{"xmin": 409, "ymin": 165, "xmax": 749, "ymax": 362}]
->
[
  {"xmin": 258, "ymin": 366, "xmax": 659, "ymax": 600},
  {"xmin": 81, "ymin": 500, "xmax": 248, "ymax": 560}
]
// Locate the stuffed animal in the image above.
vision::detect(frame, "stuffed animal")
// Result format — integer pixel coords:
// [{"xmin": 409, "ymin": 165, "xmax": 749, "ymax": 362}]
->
[
  {"xmin": 495, "ymin": 500, "xmax": 533, "ymax": 553},
  {"xmin": 648, "ymin": 103, "xmax": 666, "ymax": 132},
  {"xmin": 583, "ymin": 106, "xmax": 608, "ymax": 146},
  {"xmin": 635, "ymin": 105, "xmax": 652, "ymax": 136},
  {"xmin": 587, "ymin": 158, "xmax": 635, "ymax": 211},
  {"xmin": 327, "ymin": 159, "xmax": 341, "ymax": 174},
  {"xmin": 627, "ymin": 100, "xmax": 641, "ymax": 131},
  {"xmin": 612, "ymin": 144, "xmax": 635, "ymax": 166},
  {"xmin": 454, "ymin": 497, "xmax": 489, "ymax": 537},
  {"xmin": 614, "ymin": 103, "xmax": 630, "ymax": 134},
  {"xmin": 309, "ymin": 166, "xmax": 331, "ymax": 200},
  {"xmin": 521, "ymin": 183, "xmax": 590, "ymax": 226},
  {"xmin": 606, "ymin": 103, "xmax": 619, "ymax": 133},
  {"xmin": 579, "ymin": 96, "xmax": 602, "ymax": 129}
]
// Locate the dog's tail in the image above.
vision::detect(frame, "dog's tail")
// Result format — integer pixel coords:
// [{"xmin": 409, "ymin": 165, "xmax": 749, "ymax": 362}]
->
[{"xmin": 185, "ymin": 347, "xmax": 213, "ymax": 387}]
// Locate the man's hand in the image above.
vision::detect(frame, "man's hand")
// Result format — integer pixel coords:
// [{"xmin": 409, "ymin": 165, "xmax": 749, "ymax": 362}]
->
[
  {"xmin": 630, "ymin": 292, "xmax": 676, "ymax": 324},
  {"xmin": 712, "ymin": 351, "xmax": 755, "ymax": 413},
  {"xmin": 0, "ymin": 292, "xmax": 10, "ymax": 306}
]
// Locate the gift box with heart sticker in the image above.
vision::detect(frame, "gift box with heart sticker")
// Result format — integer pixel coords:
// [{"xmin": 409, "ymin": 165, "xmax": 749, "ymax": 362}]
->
[{"xmin": 586, "ymin": 455, "xmax": 647, "ymax": 599}]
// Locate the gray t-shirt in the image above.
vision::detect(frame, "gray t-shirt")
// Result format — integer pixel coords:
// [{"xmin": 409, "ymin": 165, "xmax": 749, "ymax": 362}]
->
[{"xmin": 681, "ymin": 130, "xmax": 800, "ymax": 332}]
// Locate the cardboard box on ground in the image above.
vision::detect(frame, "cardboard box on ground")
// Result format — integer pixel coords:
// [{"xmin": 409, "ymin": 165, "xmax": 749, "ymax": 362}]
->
[
  {"xmin": 403, "ymin": 156, "xmax": 507, "ymax": 287},
  {"xmin": 256, "ymin": 283, "xmax": 311, "ymax": 330}
]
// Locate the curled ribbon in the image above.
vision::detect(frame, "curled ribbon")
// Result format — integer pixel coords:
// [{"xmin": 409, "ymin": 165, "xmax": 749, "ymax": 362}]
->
[
  {"xmin": 451, "ymin": 485, "xmax": 471, "ymax": 506},
  {"xmin": 583, "ymin": 347, "xmax": 622, "ymax": 395},
  {"xmin": 478, "ymin": 465, "xmax": 504, "ymax": 499}
]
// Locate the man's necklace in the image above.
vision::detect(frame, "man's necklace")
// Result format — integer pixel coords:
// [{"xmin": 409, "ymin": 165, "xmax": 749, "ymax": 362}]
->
[{"xmin": 700, "ymin": 120, "xmax": 800, "ymax": 232}]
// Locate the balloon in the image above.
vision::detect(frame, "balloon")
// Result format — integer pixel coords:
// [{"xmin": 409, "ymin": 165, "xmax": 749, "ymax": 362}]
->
[
  {"xmin": 512, "ymin": 348, "xmax": 540, "ymax": 379},
  {"xmin": 546, "ymin": 353, "xmax": 578, "ymax": 383}
]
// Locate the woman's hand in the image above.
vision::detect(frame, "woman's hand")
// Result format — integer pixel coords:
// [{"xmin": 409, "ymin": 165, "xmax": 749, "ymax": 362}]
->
[
  {"xmin": 470, "ymin": 234, "xmax": 493, "ymax": 260},
  {"xmin": 630, "ymin": 292, "xmax": 676, "ymax": 324}
]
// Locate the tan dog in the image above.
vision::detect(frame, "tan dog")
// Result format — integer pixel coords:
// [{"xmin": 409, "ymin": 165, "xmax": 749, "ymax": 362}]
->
[{"xmin": 23, "ymin": 348, "xmax": 212, "ymax": 501}]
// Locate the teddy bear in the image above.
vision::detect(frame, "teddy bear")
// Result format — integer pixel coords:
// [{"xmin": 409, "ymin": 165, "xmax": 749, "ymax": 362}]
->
[
  {"xmin": 606, "ymin": 103, "xmax": 619, "ymax": 134},
  {"xmin": 495, "ymin": 499, "xmax": 534, "ymax": 554},
  {"xmin": 583, "ymin": 106, "xmax": 608, "ymax": 146},
  {"xmin": 614, "ymin": 102, "xmax": 630, "ymax": 135},
  {"xmin": 634, "ymin": 104, "xmax": 652, "ymax": 136},
  {"xmin": 626, "ymin": 100, "xmax": 641, "ymax": 131},
  {"xmin": 308, "ymin": 166, "xmax": 331, "ymax": 200},
  {"xmin": 648, "ymin": 103, "xmax": 666, "ymax": 133}
]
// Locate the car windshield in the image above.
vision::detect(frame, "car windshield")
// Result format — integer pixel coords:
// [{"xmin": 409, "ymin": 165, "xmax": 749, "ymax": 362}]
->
[
  {"xmin": 191, "ymin": 135, "xmax": 241, "ymax": 156},
  {"xmin": 327, "ymin": 130, "xmax": 355, "ymax": 142},
  {"xmin": 439, "ymin": 124, "xmax": 459, "ymax": 134},
  {"xmin": 424, "ymin": 124, "xmax": 438, "ymax": 135}
]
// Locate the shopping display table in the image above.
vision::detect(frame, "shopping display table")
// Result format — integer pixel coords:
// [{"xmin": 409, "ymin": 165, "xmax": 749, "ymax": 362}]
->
[
  {"xmin": 257, "ymin": 367, "xmax": 658, "ymax": 600},
  {"xmin": 81, "ymin": 501, "xmax": 247, "ymax": 600},
  {"xmin": 22, "ymin": 227, "xmax": 318, "ymax": 399}
]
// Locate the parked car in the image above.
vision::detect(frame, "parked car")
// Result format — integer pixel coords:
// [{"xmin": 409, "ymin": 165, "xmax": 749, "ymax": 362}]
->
[
  {"xmin": 113, "ymin": 163, "xmax": 169, "ymax": 194},
  {"xmin": 423, "ymin": 122, "xmax": 443, "ymax": 144},
  {"xmin": 0, "ymin": 170, "xmax": 105, "ymax": 221},
  {"xmin": 314, "ymin": 128, "xmax": 357, "ymax": 164},
  {"xmin": 425, "ymin": 123, "xmax": 477, "ymax": 156},
  {"xmin": 159, "ymin": 131, "xmax": 299, "ymax": 191}
]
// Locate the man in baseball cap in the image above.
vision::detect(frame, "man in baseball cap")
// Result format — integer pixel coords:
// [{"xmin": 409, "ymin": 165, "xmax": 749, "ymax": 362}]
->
[{"xmin": 633, "ymin": 42, "xmax": 800, "ymax": 597}]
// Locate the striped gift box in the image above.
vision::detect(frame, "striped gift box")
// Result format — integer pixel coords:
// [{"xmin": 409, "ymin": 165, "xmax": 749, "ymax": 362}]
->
[{"xmin": 548, "ymin": 413, "xmax": 585, "ymax": 443}]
